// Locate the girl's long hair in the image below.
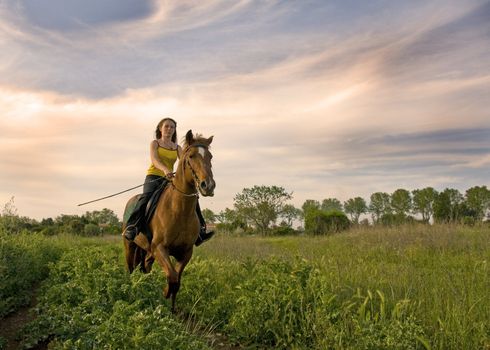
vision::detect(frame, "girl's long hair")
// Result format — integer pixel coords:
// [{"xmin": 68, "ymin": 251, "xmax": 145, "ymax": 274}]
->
[{"xmin": 155, "ymin": 117, "xmax": 177, "ymax": 143}]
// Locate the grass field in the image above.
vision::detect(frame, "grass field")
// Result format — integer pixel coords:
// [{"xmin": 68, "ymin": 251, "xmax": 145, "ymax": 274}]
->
[{"xmin": 1, "ymin": 224, "xmax": 489, "ymax": 349}]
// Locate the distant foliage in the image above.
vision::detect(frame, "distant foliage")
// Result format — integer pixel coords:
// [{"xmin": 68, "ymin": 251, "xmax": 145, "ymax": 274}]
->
[
  {"xmin": 201, "ymin": 208, "xmax": 216, "ymax": 224},
  {"xmin": 369, "ymin": 192, "xmax": 391, "ymax": 224},
  {"xmin": 412, "ymin": 187, "xmax": 437, "ymax": 222},
  {"xmin": 465, "ymin": 186, "xmax": 490, "ymax": 221},
  {"xmin": 0, "ymin": 200, "xmax": 121, "ymax": 236},
  {"xmin": 344, "ymin": 197, "xmax": 368, "ymax": 224},
  {"xmin": 304, "ymin": 209, "xmax": 350, "ymax": 235},
  {"xmin": 215, "ymin": 208, "xmax": 248, "ymax": 233},
  {"xmin": 234, "ymin": 185, "xmax": 293, "ymax": 234},
  {"xmin": 390, "ymin": 189, "xmax": 412, "ymax": 218},
  {"xmin": 321, "ymin": 198, "xmax": 343, "ymax": 212}
]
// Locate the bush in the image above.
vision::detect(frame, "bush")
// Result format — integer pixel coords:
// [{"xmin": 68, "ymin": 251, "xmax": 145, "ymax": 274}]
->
[
  {"xmin": 83, "ymin": 223, "xmax": 100, "ymax": 236},
  {"xmin": 270, "ymin": 225, "xmax": 297, "ymax": 236},
  {"xmin": 305, "ymin": 209, "xmax": 350, "ymax": 235},
  {"xmin": 380, "ymin": 213, "xmax": 411, "ymax": 226}
]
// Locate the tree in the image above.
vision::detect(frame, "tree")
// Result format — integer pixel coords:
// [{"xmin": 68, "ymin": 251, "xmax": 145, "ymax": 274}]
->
[
  {"xmin": 301, "ymin": 199, "xmax": 320, "ymax": 229},
  {"xmin": 81, "ymin": 209, "xmax": 120, "ymax": 235},
  {"xmin": 84, "ymin": 223, "xmax": 101, "ymax": 236},
  {"xmin": 54, "ymin": 214, "xmax": 88, "ymax": 235},
  {"xmin": 301, "ymin": 199, "xmax": 320, "ymax": 223},
  {"xmin": 465, "ymin": 186, "xmax": 490, "ymax": 221},
  {"xmin": 84, "ymin": 208, "xmax": 120, "ymax": 226},
  {"xmin": 343, "ymin": 197, "xmax": 367, "ymax": 224},
  {"xmin": 215, "ymin": 208, "xmax": 246, "ymax": 232},
  {"xmin": 201, "ymin": 208, "xmax": 216, "ymax": 224},
  {"xmin": 321, "ymin": 198, "xmax": 343, "ymax": 212},
  {"xmin": 1, "ymin": 196, "xmax": 18, "ymax": 217},
  {"xmin": 280, "ymin": 204, "xmax": 302, "ymax": 228},
  {"xmin": 390, "ymin": 189, "xmax": 412, "ymax": 218},
  {"xmin": 234, "ymin": 185, "xmax": 292, "ymax": 234},
  {"xmin": 433, "ymin": 188, "xmax": 463, "ymax": 223},
  {"xmin": 412, "ymin": 187, "xmax": 438, "ymax": 222},
  {"xmin": 302, "ymin": 200, "xmax": 320, "ymax": 215},
  {"xmin": 369, "ymin": 192, "xmax": 391, "ymax": 224},
  {"xmin": 0, "ymin": 197, "xmax": 37, "ymax": 234}
]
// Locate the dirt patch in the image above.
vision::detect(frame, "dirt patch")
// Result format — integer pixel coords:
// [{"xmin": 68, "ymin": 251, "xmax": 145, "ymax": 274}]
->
[{"xmin": 0, "ymin": 291, "xmax": 47, "ymax": 350}]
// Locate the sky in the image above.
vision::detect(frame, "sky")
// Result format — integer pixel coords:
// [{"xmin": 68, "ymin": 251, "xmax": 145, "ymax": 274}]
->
[{"xmin": 0, "ymin": 0, "xmax": 489, "ymax": 221}]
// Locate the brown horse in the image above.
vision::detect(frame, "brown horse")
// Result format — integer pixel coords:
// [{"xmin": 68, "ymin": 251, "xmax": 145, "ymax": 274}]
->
[{"xmin": 123, "ymin": 130, "xmax": 215, "ymax": 312}]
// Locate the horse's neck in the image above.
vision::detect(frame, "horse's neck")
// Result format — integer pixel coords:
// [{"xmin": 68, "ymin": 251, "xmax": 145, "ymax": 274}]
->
[{"xmin": 168, "ymin": 167, "xmax": 198, "ymax": 212}]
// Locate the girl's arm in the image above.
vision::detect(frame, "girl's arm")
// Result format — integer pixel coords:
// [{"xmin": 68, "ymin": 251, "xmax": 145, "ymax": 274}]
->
[{"xmin": 149, "ymin": 140, "xmax": 173, "ymax": 176}]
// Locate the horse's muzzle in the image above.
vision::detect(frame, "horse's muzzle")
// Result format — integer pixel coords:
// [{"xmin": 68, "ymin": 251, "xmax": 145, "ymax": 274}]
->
[{"xmin": 199, "ymin": 178, "xmax": 215, "ymax": 196}]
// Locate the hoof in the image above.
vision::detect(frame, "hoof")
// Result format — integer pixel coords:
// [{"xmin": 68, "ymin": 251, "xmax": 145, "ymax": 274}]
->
[{"xmin": 164, "ymin": 286, "xmax": 171, "ymax": 299}]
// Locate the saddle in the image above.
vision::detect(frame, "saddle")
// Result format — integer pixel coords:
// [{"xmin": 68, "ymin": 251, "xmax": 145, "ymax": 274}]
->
[{"xmin": 141, "ymin": 181, "xmax": 169, "ymax": 243}]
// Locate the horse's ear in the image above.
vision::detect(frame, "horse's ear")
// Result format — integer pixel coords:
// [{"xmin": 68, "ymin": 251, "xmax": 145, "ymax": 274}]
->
[
  {"xmin": 207, "ymin": 136, "xmax": 214, "ymax": 144},
  {"xmin": 185, "ymin": 130, "xmax": 194, "ymax": 145}
]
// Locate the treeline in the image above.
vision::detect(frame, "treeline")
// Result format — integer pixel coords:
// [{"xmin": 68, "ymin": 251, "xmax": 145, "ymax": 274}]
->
[
  {"xmin": 0, "ymin": 197, "xmax": 121, "ymax": 236},
  {"xmin": 204, "ymin": 185, "xmax": 490, "ymax": 235},
  {"xmin": 2, "ymin": 185, "xmax": 489, "ymax": 237}
]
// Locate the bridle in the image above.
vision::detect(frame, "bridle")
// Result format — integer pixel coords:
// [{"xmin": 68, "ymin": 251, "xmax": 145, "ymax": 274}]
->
[{"xmin": 171, "ymin": 143, "xmax": 210, "ymax": 197}]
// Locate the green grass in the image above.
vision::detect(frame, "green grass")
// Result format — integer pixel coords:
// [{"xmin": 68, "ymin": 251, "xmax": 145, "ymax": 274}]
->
[
  {"xmin": 188, "ymin": 224, "xmax": 489, "ymax": 349},
  {"xmin": 2, "ymin": 224, "xmax": 489, "ymax": 349},
  {"xmin": 1, "ymin": 232, "xmax": 72, "ymax": 317}
]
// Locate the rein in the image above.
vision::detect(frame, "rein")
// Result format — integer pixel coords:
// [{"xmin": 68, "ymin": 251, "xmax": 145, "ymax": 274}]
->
[
  {"xmin": 171, "ymin": 143, "xmax": 208, "ymax": 197},
  {"xmin": 77, "ymin": 177, "xmax": 163, "ymax": 206},
  {"xmin": 77, "ymin": 143, "xmax": 209, "ymax": 206}
]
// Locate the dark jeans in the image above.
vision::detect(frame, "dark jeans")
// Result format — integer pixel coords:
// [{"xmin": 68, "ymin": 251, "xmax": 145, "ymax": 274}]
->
[{"xmin": 126, "ymin": 175, "xmax": 205, "ymax": 229}]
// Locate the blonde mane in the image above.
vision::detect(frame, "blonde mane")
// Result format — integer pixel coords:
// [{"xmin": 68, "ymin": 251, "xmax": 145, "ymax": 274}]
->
[{"xmin": 182, "ymin": 133, "xmax": 212, "ymax": 150}]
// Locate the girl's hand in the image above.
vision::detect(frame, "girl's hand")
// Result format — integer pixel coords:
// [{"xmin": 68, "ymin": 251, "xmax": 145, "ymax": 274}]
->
[{"xmin": 165, "ymin": 172, "xmax": 175, "ymax": 179}]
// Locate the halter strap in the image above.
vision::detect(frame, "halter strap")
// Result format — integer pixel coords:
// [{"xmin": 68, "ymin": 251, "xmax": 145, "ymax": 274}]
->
[
  {"xmin": 170, "ymin": 182, "xmax": 199, "ymax": 197},
  {"xmin": 175, "ymin": 143, "xmax": 208, "ymax": 196}
]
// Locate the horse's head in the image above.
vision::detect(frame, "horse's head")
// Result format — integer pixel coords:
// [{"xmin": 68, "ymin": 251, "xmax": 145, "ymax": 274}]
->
[{"xmin": 181, "ymin": 130, "xmax": 215, "ymax": 197}]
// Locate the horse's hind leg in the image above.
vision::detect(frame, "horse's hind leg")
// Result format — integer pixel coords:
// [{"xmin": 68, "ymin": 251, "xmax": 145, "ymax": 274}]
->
[{"xmin": 144, "ymin": 254, "xmax": 155, "ymax": 272}]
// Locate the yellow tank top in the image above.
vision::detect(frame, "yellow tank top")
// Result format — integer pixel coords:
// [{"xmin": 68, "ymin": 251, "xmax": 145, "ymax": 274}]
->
[{"xmin": 146, "ymin": 146, "xmax": 178, "ymax": 177}]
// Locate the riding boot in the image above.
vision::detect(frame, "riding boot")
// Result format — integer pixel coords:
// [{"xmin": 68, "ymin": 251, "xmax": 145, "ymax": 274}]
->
[
  {"xmin": 123, "ymin": 224, "xmax": 139, "ymax": 241},
  {"xmin": 123, "ymin": 183, "xmax": 155, "ymax": 241},
  {"xmin": 195, "ymin": 225, "xmax": 215, "ymax": 246},
  {"xmin": 194, "ymin": 201, "xmax": 214, "ymax": 246}
]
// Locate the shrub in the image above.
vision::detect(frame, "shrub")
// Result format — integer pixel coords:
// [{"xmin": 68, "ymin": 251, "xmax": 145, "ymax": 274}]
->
[
  {"xmin": 305, "ymin": 209, "xmax": 350, "ymax": 235},
  {"xmin": 270, "ymin": 225, "xmax": 297, "ymax": 236},
  {"xmin": 83, "ymin": 223, "xmax": 100, "ymax": 236}
]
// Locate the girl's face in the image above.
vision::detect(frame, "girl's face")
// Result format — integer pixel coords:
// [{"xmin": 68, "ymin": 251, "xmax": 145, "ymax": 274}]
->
[{"xmin": 160, "ymin": 120, "xmax": 176, "ymax": 139}]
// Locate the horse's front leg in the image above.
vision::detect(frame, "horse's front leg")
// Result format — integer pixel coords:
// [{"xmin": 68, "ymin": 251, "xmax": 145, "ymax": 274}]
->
[
  {"xmin": 175, "ymin": 248, "xmax": 193, "ymax": 284},
  {"xmin": 154, "ymin": 244, "xmax": 178, "ymax": 299},
  {"xmin": 171, "ymin": 248, "xmax": 194, "ymax": 311}
]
